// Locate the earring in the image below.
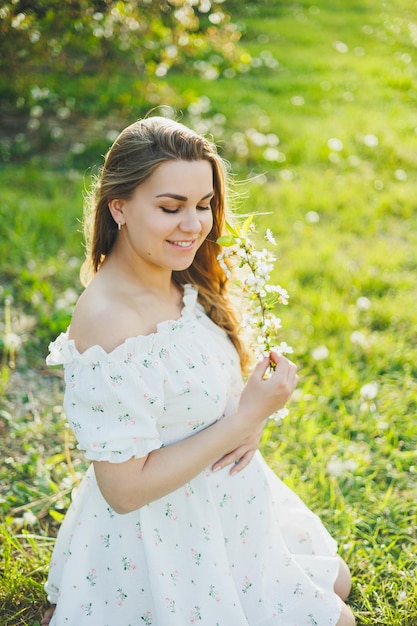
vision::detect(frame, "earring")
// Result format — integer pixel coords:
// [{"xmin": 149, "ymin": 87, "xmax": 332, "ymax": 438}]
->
[{"xmin": 118, "ymin": 221, "xmax": 122, "ymax": 231}]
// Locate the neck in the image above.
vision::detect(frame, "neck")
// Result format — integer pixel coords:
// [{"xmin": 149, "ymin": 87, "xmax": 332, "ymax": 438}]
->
[{"xmin": 102, "ymin": 246, "xmax": 174, "ymax": 296}]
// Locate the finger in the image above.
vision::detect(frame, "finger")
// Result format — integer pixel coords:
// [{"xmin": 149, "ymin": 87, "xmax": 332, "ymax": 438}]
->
[
  {"xmin": 270, "ymin": 353, "xmax": 297, "ymax": 382},
  {"xmin": 212, "ymin": 443, "xmax": 249, "ymax": 472},
  {"xmin": 283, "ymin": 361, "xmax": 298, "ymax": 385},
  {"xmin": 269, "ymin": 350, "xmax": 296, "ymax": 370},
  {"xmin": 212, "ymin": 449, "xmax": 243, "ymax": 472},
  {"xmin": 252, "ymin": 355, "xmax": 273, "ymax": 379},
  {"xmin": 230, "ymin": 449, "xmax": 256, "ymax": 475},
  {"xmin": 269, "ymin": 349, "xmax": 283, "ymax": 366}
]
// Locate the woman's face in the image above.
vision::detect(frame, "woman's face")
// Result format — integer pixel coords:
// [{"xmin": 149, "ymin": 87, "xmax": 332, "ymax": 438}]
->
[{"xmin": 111, "ymin": 159, "xmax": 214, "ymax": 273}]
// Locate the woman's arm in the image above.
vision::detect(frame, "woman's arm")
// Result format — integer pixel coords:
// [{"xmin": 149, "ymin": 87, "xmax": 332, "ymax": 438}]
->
[
  {"xmin": 211, "ymin": 420, "xmax": 267, "ymax": 475},
  {"xmin": 94, "ymin": 352, "xmax": 298, "ymax": 514}
]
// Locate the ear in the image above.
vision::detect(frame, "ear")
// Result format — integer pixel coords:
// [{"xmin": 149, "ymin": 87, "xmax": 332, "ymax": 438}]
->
[{"xmin": 108, "ymin": 199, "xmax": 125, "ymax": 228}]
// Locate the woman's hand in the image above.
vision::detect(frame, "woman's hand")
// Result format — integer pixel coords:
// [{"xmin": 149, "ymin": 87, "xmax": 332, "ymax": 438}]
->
[
  {"xmin": 238, "ymin": 350, "xmax": 298, "ymax": 425},
  {"xmin": 211, "ymin": 420, "xmax": 267, "ymax": 475},
  {"xmin": 212, "ymin": 351, "xmax": 298, "ymax": 476}
]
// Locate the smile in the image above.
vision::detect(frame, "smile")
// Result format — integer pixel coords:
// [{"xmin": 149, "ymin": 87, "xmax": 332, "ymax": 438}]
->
[{"xmin": 168, "ymin": 240, "xmax": 196, "ymax": 248}]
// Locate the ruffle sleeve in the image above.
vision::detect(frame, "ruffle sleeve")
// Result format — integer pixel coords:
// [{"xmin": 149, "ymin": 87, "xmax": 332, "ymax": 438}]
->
[{"xmin": 47, "ymin": 333, "xmax": 164, "ymax": 463}]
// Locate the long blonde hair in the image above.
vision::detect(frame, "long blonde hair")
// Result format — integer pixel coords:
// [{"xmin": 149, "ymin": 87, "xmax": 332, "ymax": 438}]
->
[{"xmin": 83, "ymin": 116, "xmax": 250, "ymax": 371}]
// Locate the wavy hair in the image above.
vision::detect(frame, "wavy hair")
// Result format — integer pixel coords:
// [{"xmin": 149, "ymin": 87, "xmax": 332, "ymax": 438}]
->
[{"xmin": 82, "ymin": 116, "xmax": 250, "ymax": 371}]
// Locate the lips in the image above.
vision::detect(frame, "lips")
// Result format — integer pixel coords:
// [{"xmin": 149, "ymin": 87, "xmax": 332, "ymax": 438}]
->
[{"xmin": 167, "ymin": 240, "xmax": 196, "ymax": 248}]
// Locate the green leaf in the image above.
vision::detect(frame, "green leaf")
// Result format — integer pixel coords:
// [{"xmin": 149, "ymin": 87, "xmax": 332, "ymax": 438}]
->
[
  {"xmin": 242, "ymin": 214, "xmax": 254, "ymax": 235},
  {"xmin": 225, "ymin": 222, "xmax": 239, "ymax": 235},
  {"xmin": 48, "ymin": 509, "xmax": 65, "ymax": 523},
  {"xmin": 216, "ymin": 235, "xmax": 237, "ymax": 246}
]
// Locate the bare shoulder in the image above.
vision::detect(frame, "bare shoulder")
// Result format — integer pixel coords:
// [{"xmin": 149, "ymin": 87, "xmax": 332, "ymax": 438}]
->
[{"xmin": 68, "ymin": 280, "xmax": 142, "ymax": 354}]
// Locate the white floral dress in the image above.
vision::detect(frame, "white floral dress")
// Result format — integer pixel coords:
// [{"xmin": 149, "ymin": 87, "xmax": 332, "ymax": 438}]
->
[{"xmin": 45, "ymin": 285, "xmax": 342, "ymax": 626}]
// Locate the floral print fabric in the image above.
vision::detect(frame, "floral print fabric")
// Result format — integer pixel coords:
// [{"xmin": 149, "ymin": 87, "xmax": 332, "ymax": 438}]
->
[{"xmin": 45, "ymin": 285, "xmax": 342, "ymax": 625}]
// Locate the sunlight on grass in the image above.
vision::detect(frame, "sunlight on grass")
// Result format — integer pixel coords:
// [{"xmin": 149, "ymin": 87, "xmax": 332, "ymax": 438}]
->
[
  {"xmin": 0, "ymin": 524, "xmax": 55, "ymax": 625},
  {"xmin": 1, "ymin": 0, "xmax": 417, "ymax": 623}
]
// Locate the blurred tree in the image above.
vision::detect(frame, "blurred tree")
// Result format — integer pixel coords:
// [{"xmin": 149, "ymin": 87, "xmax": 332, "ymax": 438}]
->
[
  {"xmin": 0, "ymin": 0, "xmax": 243, "ymax": 163},
  {"xmin": 0, "ymin": 0, "xmax": 241, "ymax": 95}
]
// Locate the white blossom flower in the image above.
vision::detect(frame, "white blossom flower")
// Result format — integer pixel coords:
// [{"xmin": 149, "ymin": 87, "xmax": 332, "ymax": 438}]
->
[
  {"xmin": 273, "ymin": 342, "xmax": 293, "ymax": 355},
  {"xmin": 265, "ymin": 284, "xmax": 289, "ymax": 304},
  {"xmin": 216, "ymin": 215, "xmax": 292, "ymax": 360},
  {"xmin": 265, "ymin": 228, "xmax": 276, "ymax": 245}
]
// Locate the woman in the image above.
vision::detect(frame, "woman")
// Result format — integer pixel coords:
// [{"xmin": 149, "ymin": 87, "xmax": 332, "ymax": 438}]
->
[{"xmin": 42, "ymin": 116, "xmax": 355, "ymax": 625}]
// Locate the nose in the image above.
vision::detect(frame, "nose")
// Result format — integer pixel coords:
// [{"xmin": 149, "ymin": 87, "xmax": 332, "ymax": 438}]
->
[{"xmin": 179, "ymin": 208, "xmax": 203, "ymax": 233}]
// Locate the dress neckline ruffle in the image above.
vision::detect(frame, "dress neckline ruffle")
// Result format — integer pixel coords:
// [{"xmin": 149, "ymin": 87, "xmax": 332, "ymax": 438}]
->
[{"xmin": 46, "ymin": 284, "xmax": 199, "ymax": 365}]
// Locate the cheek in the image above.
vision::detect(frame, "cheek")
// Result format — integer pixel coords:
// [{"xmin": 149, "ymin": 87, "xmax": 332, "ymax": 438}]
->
[{"xmin": 204, "ymin": 212, "xmax": 215, "ymax": 235}]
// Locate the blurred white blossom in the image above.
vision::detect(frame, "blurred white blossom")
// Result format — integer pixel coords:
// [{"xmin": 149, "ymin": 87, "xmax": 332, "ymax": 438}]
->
[{"xmin": 56, "ymin": 287, "xmax": 78, "ymax": 311}]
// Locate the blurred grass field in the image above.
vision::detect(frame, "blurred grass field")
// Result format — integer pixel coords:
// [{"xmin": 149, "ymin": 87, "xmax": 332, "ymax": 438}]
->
[{"xmin": 1, "ymin": 1, "xmax": 417, "ymax": 624}]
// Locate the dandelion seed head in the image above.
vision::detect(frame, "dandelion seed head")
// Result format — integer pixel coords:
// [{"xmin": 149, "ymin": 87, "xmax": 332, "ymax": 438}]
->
[
  {"xmin": 291, "ymin": 95, "xmax": 305, "ymax": 106},
  {"xmin": 23, "ymin": 510, "xmax": 38, "ymax": 526},
  {"xmin": 360, "ymin": 382, "xmax": 378, "ymax": 400},
  {"xmin": 305, "ymin": 210, "xmax": 320, "ymax": 224},
  {"xmin": 334, "ymin": 41, "xmax": 349, "ymax": 53},
  {"xmin": 326, "ymin": 455, "xmax": 357, "ymax": 478},
  {"xmin": 350, "ymin": 331, "xmax": 368, "ymax": 347},
  {"xmin": 394, "ymin": 169, "xmax": 407, "ymax": 181},
  {"xmin": 356, "ymin": 296, "xmax": 371, "ymax": 311},
  {"xmin": 327, "ymin": 137, "xmax": 343, "ymax": 151},
  {"xmin": 311, "ymin": 345, "xmax": 329, "ymax": 360},
  {"xmin": 4, "ymin": 332, "xmax": 22, "ymax": 350},
  {"xmin": 363, "ymin": 133, "xmax": 378, "ymax": 147}
]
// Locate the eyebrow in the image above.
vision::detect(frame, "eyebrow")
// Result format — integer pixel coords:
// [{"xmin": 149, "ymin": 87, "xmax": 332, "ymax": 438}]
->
[{"xmin": 155, "ymin": 192, "xmax": 214, "ymax": 201}]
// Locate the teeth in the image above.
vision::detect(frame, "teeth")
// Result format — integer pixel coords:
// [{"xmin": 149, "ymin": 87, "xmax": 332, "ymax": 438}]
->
[{"xmin": 171, "ymin": 241, "xmax": 193, "ymax": 247}]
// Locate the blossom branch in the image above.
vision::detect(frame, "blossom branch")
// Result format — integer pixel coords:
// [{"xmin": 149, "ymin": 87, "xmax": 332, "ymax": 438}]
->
[{"xmin": 217, "ymin": 216, "xmax": 292, "ymax": 421}]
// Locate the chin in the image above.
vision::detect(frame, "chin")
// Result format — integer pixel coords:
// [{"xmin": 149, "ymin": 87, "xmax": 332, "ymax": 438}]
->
[{"xmin": 172, "ymin": 260, "xmax": 194, "ymax": 272}]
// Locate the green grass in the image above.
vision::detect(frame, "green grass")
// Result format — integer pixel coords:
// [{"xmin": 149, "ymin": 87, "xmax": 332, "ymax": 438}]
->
[{"xmin": 1, "ymin": 0, "xmax": 417, "ymax": 624}]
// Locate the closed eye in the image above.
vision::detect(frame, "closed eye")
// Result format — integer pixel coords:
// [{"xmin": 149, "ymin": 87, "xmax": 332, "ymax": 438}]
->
[
  {"xmin": 160, "ymin": 205, "xmax": 211, "ymax": 213},
  {"xmin": 160, "ymin": 206, "xmax": 180, "ymax": 214}
]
